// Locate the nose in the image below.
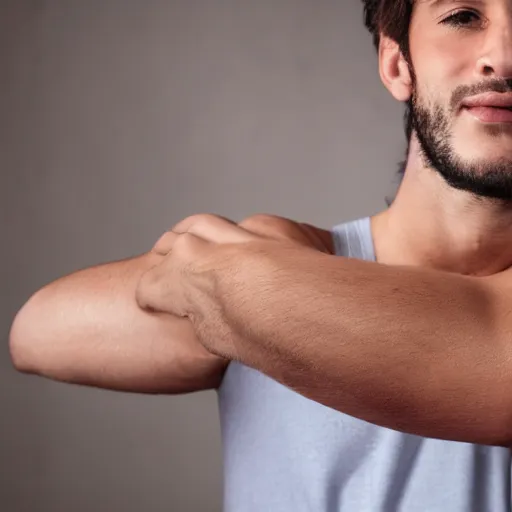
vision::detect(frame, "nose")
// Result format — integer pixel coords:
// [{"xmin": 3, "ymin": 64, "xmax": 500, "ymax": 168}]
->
[{"xmin": 475, "ymin": 19, "xmax": 512, "ymax": 79}]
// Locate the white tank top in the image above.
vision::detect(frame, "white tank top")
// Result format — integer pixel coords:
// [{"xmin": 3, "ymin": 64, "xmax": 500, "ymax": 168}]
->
[{"xmin": 218, "ymin": 217, "xmax": 511, "ymax": 511}]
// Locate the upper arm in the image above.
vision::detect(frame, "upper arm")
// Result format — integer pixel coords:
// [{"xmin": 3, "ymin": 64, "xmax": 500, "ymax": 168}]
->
[{"xmin": 9, "ymin": 252, "xmax": 228, "ymax": 394}]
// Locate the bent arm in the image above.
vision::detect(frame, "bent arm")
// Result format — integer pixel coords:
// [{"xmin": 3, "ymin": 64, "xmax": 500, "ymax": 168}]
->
[
  {"xmin": 214, "ymin": 241, "xmax": 512, "ymax": 445},
  {"xmin": 9, "ymin": 252, "xmax": 227, "ymax": 393}
]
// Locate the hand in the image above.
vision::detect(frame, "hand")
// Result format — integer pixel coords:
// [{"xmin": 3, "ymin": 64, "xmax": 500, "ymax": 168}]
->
[
  {"xmin": 135, "ymin": 213, "xmax": 333, "ymax": 357},
  {"xmin": 149, "ymin": 213, "xmax": 333, "ymax": 257}
]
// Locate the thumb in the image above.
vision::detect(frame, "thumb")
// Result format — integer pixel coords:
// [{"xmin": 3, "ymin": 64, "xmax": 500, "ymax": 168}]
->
[
  {"xmin": 135, "ymin": 263, "xmax": 161, "ymax": 311},
  {"xmin": 135, "ymin": 260, "xmax": 186, "ymax": 317}
]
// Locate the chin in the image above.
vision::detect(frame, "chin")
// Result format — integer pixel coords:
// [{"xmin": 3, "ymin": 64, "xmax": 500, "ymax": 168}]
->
[
  {"xmin": 452, "ymin": 155, "xmax": 512, "ymax": 176},
  {"xmin": 453, "ymin": 137, "xmax": 512, "ymax": 163}
]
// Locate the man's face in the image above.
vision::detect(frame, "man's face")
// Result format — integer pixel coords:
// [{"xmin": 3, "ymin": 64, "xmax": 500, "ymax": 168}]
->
[{"xmin": 408, "ymin": 0, "xmax": 512, "ymax": 200}]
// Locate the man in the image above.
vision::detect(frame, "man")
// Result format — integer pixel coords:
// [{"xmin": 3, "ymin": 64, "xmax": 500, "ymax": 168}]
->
[{"xmin": 9, "ymin": 0, "xmax": 512, "ymax": 510}]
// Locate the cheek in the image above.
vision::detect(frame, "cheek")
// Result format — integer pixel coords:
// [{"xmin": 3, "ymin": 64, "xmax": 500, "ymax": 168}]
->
[
  {"xmin": 410, "ymin": 27, "xmax": 482, "ymax": 90},
  {"xmin": 410, "ymin": 48, "xmax": 469, "ymax": 110},
  {"xmin": 431, "ymin": 41, "xmax": 473, "ymax": 80}
]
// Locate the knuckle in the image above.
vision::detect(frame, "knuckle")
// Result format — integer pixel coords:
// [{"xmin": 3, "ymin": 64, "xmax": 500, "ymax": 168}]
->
[
  {"xmin": 239, "ymin": 214, "xmax": 282, "ymax": 230},
  {"xmin": 195, "ymin": 213, "xmax": 218, "ymax": 224},
  {"xmin": 172, "ymin": 213, "xmax": 221, "ymax": 231},
  {"xmin": 152, "ymin": 230, "xmax": 178, "ymax": 253},
  {"xmin": 174, "ymin": 232, "xmax": 198, "ymax": 255},
  {"xmin": 174, "ymin": 232, "xmax": 191, "ymax": 247},
  {"xmin": 157, "ymin": 230, "xmax": 174, "ymax": 243},
  {"xmin": 240, "ymin": 214, "xmax": 301, "ymax": 241}
]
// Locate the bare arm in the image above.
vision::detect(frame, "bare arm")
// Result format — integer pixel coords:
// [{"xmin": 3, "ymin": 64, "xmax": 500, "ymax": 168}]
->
[
  {"xmin": 199, "ymin": 240, "xmax": 512, "ymax": 445},
  {"xmin": 9, "ymin": 252, "xmax": 227, "ymax": 393}
]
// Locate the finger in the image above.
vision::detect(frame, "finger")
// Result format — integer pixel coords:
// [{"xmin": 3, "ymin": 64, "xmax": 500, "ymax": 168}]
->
[
  {"xmin": 152, "ymin": 214, "xmax": 240, "ymax": 256},
  {"xmin": 136, "ymin": 256, "xmax": 187, "ymax": 316},
  {"xmin": 239, "ymin": 215, "xmax": 333, "ymax": 254},
  {"xmin": 137, "ymin": 233, "xmax": 211, "ymax": 316},
  {"xmin": 136, "ymin": 262, "xmax": 167, "ymax": 312},
  {"xmin": 238, "ymin": 214, "xmax": 315, "ymax": 247},
  {"xmin": 172, "ymin": 213, "xmax": 258, "ymax": 244},
  {"xmin": 299, "ymin": 223, "xmax": 335, "ymax": 254},
  {"xmin": 151, "ymin": 230, "xmax": 179, "ymax": 255},
  {"xmin": 239, "ymin": 214, "xmax": 298, "ymax": 240}
]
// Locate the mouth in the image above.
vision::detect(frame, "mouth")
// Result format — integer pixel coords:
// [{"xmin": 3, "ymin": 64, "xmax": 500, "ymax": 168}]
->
[
  {"xmin": 462, "ymin": 105, "xmax": 512, "ymax": 123},
  {"xmin": 462, "ymin": 93, "xmax": 512, "ymax": 110},
  {"xmin": 463, "ymin": 105, "xmax": 512, "ymax": 111}
]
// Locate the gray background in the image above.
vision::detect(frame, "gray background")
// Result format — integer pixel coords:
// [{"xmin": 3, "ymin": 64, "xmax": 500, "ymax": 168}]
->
[{"xmin": 1, "ymin": 1, "xmax": 404, "ymax": 510}]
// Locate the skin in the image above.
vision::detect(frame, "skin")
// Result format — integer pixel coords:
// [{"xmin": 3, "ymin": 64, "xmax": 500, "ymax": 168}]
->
[
  {"xmin": 377, "ymin": 0, "xmax": 512, "ymax": 275},
  {"xmin": 8, "ymin": 215, "xmax": 329, "ymax": 393},
  {"xmin": 133, "ymin": 0, "xmax": 512, "ymax": 445},
  {"xmin": 8, "ymin": 251, "xmax": 227, "ymax": 394},
  {"xmin": 11, "ymin": 0, "xmax": 512, "ymax": 445}
]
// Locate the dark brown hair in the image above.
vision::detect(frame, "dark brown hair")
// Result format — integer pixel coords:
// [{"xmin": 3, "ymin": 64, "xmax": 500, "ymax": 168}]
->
[
  {"xmin": 362, "ymin": 0, "xmax": 413, "ymax": 55},
  {"xmin": 361, "ymin": 0, "xmax": 414, "ymax": 187}
]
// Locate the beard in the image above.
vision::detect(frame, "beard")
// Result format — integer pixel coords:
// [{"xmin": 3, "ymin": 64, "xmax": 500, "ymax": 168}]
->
[{"xmin": 411, "ymin": 86, "xmax": 512, "ymax": 201}]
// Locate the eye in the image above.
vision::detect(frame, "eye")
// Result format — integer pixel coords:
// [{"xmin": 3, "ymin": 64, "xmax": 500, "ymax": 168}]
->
[{"xmin": 440, "ymin": 9, "xmax": 481, "ymax": 28}]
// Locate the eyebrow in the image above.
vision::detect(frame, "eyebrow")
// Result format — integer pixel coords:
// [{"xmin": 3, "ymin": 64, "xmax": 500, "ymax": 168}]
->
[{"xmin": 428, "ymin": 0, "xmax": 483, "ymax": 8}]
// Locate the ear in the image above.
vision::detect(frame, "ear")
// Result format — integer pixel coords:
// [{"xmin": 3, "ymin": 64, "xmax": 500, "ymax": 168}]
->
[{"xmin": 379, "ymin": 36, "xmax": 412, "ymax": 102}]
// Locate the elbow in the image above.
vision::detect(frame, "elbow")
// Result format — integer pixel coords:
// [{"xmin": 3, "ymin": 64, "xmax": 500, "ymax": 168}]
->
[
  {"xmin": 9, "ymin": 327, "xmax": 31, "ymax": 374},
  {"xmin": 9, "ymin": 343, "xmax": 32, "ymax": 375},
  {"xmin": 9, "ymin": 320, "xmax": 33, "ymax": 374},
  {"xmin": 8, "ymin": 300, "xmax": 41, "ymax": 375}
]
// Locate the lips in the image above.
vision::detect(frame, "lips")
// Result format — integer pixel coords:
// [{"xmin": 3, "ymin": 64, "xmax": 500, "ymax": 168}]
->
[
  {"xmin": 462, "ymin": 92, "xmax": 512, "ymax": 109},
  {"xmin": 463, "ymin": 107, "xmax": 512, "ymax": 123},
  {"xmin": 460, "ymin": 93, "xmax": 512, "ymax": 123}
]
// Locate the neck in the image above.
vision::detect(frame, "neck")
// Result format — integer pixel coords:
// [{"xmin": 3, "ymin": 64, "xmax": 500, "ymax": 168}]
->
[{"xmin": 372, "ymin": 137, "xmax": 512, "ymax": 276}]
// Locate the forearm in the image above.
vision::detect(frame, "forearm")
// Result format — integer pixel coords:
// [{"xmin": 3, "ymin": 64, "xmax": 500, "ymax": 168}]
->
[
  {"xmin": 217, "ymin": 242, "xmax": 511, "ymax": 445},
  {"xmin": 9, "ymin": 253, "xmax": 226, "ymax": 393}
]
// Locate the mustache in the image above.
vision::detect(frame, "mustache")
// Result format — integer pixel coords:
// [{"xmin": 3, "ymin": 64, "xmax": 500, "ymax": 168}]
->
[{"xmin": 450, "ymin": 79, "xmax": 512, "ymax": 111}]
